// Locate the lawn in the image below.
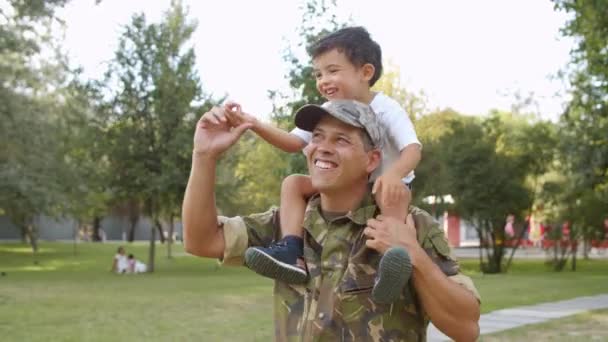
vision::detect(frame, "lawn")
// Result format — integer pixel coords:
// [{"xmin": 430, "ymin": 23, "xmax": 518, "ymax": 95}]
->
[{"xmin": 1, "ymin": 242, "xmax": 607, "ymax": 341}]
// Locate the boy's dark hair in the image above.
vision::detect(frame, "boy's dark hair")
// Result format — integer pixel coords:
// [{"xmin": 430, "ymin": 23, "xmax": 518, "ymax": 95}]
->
[
  {"xmin": 309, "ymin": 26, "xmax": 383, "ymax": 86},
  {"xmin": 128, "ymin": 254, "xmax": 134, "ymax": 259}
]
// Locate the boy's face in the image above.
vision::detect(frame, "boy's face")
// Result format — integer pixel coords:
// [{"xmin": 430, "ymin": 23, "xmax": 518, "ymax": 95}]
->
[{"xmin": 312, "ymin": 49, "xmax": 374, "ymax": 102}]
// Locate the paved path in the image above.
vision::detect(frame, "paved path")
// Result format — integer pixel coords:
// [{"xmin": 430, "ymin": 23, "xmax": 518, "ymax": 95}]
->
[
  {"xmin": 451, "ymin": 246, "xmax": 608, "ymax": 259},
  {"xmin": 427, "ymin": 293, "xmax": 608, "ymax": 341}
]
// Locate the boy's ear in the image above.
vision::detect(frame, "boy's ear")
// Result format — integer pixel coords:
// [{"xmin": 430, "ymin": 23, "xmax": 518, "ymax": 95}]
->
[{"xmin": 361, "ymin": 63, "xmax": 375, "ymax": 82}]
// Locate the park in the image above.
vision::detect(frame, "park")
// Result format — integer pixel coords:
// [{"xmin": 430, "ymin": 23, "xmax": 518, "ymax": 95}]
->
[{"xmin": 1, "ymin": 0, "xmax": 607, "ymax": 341}]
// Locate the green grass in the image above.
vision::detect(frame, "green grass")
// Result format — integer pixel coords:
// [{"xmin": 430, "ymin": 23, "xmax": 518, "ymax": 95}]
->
[
  {"xmin": 481, "ymin": 309, "xmax": 608, "ymax": 341},
  {"xmin": 459, "ymin": 258, "xmax": 608, "ymax": 313},
  {"xmin": 1, "ymin": 242, "xmax": 607, "ymax": 341}
]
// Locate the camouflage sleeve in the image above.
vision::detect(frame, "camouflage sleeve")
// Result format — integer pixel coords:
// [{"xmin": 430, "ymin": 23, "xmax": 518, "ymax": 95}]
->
[
  {"xmin": 449, "ymin": 274, "xmax": 481, "ymax": 303},
  {"xmin": 218, "ymin": 208, "xmax": 280, "ymax": 267},
  {"xmin": 410, "ymin": 206, "xmax": 481, "ymax": 302}
]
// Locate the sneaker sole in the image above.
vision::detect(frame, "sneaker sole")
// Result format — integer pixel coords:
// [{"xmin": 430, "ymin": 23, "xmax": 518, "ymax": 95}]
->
[
  {"xmin": 372, "ymin": 247, "xmax": 412, "ymax": 304},
  {"xmin": 245, "ymin": 248, "xmax": 308, "ymax": 284}
]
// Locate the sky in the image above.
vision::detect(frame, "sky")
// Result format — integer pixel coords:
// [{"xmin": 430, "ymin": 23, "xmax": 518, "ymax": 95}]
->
[{"xmin": 56, "ymin": 0, "xmax": 574, "ymax": 121}]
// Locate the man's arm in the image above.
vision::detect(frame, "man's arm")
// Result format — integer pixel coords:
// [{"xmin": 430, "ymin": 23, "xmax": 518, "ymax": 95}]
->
[
  {"xmin": 182, "ymin": 107, "xmax": 252, "ymax": 258},
  {"xmin": 251, "ymin": 120, "xmax": 307, "ymax": 153},
  {"xmin": 182, "ymin": 153, "xmax": 225, "ymax": 258},
  {"xmin": 409, "ymin": 245, "xmax": 480, "ymax": 341},
  {"xmin": 364, "ymin": 215, "xmax": 480, "ymax": 342}
]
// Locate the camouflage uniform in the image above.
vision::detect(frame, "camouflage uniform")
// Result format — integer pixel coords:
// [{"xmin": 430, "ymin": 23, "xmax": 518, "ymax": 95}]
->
[{"xmin": 219, "ymin": 192, "xmax": 480, "ymax": 342}]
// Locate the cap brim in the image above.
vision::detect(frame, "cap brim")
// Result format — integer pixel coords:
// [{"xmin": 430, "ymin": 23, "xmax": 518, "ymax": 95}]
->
[{"xmin": 294, "ymin": 104, "xmax": 329, "ymax": 132}]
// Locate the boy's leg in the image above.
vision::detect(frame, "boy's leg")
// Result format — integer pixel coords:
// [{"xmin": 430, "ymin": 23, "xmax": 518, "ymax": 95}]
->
[
  {"xmin": 372, "ymin": 183, "xmax": 413, "ymax": 303},
  {"xmin": 280, "ymin": 174, "xmax": 314, "ymax": 238},
  {"xmin": 245, "ymin": 174, "xmax": 316, "ymax": 284}
]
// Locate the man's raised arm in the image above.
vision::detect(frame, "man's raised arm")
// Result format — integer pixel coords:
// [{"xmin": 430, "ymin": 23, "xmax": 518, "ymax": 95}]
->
[{"xmin": 182, "ymin": 107, "xmax": 252, "ymax": 258}]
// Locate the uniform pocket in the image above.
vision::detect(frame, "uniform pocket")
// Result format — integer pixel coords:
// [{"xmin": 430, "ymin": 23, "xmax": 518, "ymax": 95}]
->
[
  {"xmin": 427, "ymin": 229, "xmax": 459, "ymax": 276},
  {"xmin": 339, "ymin": 263, "xmax": 376, "ymax": 294}
]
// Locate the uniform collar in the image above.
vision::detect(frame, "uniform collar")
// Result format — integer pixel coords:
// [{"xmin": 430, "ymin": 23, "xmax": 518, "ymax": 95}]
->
[{"xmin": 303, "ymin": 191, "xmax": 378, "ymax": 228}]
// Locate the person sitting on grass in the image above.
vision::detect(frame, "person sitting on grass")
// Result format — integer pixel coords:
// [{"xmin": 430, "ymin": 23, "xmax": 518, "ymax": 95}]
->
[
  {"xmin": 127, "ymin": 254, "xmax": 147, "ymax": 274},
  {"xmin": 111, "ymin": 246, "xmax": 128, "ymax": 274}
]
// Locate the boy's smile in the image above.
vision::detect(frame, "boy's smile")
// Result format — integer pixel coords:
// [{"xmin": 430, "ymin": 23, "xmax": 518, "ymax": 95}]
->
[{"xmin": 312, "ymin": 49, "xmax": 374, "ymax": 104}]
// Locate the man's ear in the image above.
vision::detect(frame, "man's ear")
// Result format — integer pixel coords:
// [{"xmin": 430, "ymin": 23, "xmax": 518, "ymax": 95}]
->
[
  {"xmin": 361, "ymin": 63, "xmax": 375, "ymax": 83},
  {"xmin": 366, "ymin": 149, "xmax": 382, "ymax": 174}
]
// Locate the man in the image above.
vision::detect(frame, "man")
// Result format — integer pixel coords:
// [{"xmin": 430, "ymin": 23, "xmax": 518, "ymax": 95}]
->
[{"xmin": 182, "ymin": 100, "xmax": 481, "ymax": 341}]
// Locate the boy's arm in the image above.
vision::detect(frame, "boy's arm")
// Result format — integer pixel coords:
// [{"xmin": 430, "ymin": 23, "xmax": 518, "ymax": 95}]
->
[
  {"xmin": 384, "ymin": 143, "xmax": 421, "ymax": 179},
  {"xmin": 224, "ymin": 101, "xmax": 306, "ymax": 153},
  {"xmin": 251, "ymin": 120, "xmax": 307, "ymax": 153}
]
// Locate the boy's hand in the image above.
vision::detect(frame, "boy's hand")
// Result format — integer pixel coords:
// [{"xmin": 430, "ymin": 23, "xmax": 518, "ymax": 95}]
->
[
  {"xmin": 224, "ymin": 101, "xmax": 258, "ymax": 128},
  {"xmin": 194, "ymin": 107, "xmax": 253, "ymax": 158},
  {"xmin": 372, "ymin": 172, "xmax": 406, "ymax": 210}
]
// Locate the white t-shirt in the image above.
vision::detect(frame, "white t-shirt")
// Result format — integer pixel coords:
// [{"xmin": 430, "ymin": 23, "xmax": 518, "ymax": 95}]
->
[
  {"xmin": 290, "ymin": 92, "xmax": 421, "ymax": 183},
  {"xmin": 114, "ymin": 253, "xmax": 128, "ymax": 273}
]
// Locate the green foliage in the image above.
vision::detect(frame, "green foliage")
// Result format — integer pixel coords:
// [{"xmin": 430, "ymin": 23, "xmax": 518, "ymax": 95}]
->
[
  {"xmin": 554, "ymin": 0, "xmax": 607, "ymax": 194},
  {"xmin": 0, "ymin": 0, "xmax": 80, "ymax": 246},
  {"xmin": 98, "ymin": 0, "xmax": 206, "ymax": 221},
  {"xmin": 414, "ymin": 110, "xmax": 558, "ymax": 273},
  {"xmin": 545, "ymin": 1, "xmax": 608, "ymax": 266}
]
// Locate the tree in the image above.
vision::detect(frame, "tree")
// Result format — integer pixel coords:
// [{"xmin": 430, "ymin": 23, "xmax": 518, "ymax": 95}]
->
[
  {"xmin": 554, "ymin": 0, "xmax": 608, "ymax": 202},
  {"xmin": 552, "ymin": 1, "xmax": 608, "ymax": 267},
  {"xmin": 0, "ymin": 0, "xmax": 76, "ymax": 252},
  {"xmin": 98, "ymin": 0, "xmax": 207, "ymax": 271},
  {"xmin": 410, "ymin": 109, "xmax": 463, "ymax": 213},
  {"xmin": 417, "ymin": 110, "xmax": 557, "ymax": 273}
]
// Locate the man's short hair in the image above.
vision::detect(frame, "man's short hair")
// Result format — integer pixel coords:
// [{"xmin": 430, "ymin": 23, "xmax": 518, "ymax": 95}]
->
[
  {"xmin": 358, "ymin": 130, "xmax": 375, "ymax": 151},
  {"xmin": 308, "ymin": 26, "xmax": 383, "ymax": 87}
]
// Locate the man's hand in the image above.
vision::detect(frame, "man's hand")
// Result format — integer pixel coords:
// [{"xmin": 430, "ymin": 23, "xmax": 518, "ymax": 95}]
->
[
  {"xmin": 372, "ymin": 172, "xmax": 407, "ymax": 211},
  {"xmin": 364, "ymin": 214, "xmax": 422, "ymax": 263},
  {"xmin": 194, "ymin": 106, "xmax": 253, "ymax": 158}
]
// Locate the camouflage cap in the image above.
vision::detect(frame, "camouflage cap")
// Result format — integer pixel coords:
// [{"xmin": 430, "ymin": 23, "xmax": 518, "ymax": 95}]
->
[{"xmin": 294, "ymin": 100, "xmax": 383, "ymax": 149}]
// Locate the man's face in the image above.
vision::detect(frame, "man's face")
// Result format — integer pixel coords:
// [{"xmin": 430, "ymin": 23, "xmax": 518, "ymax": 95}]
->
[
  {"xmin": 304, "ymin": 116, "xmax": 380, "ymax": 193},
  {"xmin": 312, "ymin": 49, "xmax": 373, "ymax": 102}
]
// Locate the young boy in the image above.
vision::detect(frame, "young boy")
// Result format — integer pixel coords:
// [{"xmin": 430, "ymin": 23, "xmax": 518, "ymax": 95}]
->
[{"xmin": 224, "ymin": 27, "xmax": 421, "ymax": 303}]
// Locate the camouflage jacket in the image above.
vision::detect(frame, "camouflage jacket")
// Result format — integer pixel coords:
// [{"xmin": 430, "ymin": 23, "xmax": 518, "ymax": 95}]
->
[{"xmin": 219, "ymin": 193, "xmax": 480, "ymax": 342}]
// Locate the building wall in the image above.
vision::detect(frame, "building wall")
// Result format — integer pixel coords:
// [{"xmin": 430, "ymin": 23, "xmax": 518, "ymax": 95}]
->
[{"xmin": 0, "ymin": 215, "xmax": 182, "ymax": 241}]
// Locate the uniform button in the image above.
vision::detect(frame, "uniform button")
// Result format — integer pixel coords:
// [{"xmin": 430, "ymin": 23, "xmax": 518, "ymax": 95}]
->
[{"xmin": 318, "ymin": 312, "xmax": 325, "ymax": 319}]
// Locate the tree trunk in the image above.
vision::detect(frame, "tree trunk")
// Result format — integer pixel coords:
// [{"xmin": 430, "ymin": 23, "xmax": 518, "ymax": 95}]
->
[
  {"xmin": 128, "ymin": 214, "xmax": 138, "ymax": 242},
  {"xmin": 157, "ymin": 220, "xmax": 166, "ymax": 244},
  {"xmin": 504, "ymin": 220, "xmax": 528, "ymax": 272},
  {"xmin": 167, "ymin": 214, "xmax": 174, "ymax": 259},
  {"xmin": 148, "ymin": 218, "xmax": 157, "ymax": 273},
  {"xmin": 127, "ymin": 200, "xmax": 140, "ymax": 242},
  {"xmin": 92, "ymin": 216, "xmax": 102, "ymax": 242},
  {"xmin": 571, "ymin": 239, "xmax": 577, "ymax": 271},
  {"xmin": 477, "ymin": 227, "xmax": 483, "ymax": 271},
  {"xmin": 26, "ymin": 223, "xmax": 39, "ymax": 253},
  {"xmin": 73, "ymin": 221, "xmax": 79, "ymax": 256}
]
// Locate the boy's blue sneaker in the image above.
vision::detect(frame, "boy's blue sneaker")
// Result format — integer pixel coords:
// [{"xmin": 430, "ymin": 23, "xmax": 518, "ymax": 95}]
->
[
  {"xmin": 244, "ymin": 235, "xmax": 308, "ymax": 284},
  {"xmin": 372, "ymin": 247, "xmax": 412, "ymax": 304}
]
